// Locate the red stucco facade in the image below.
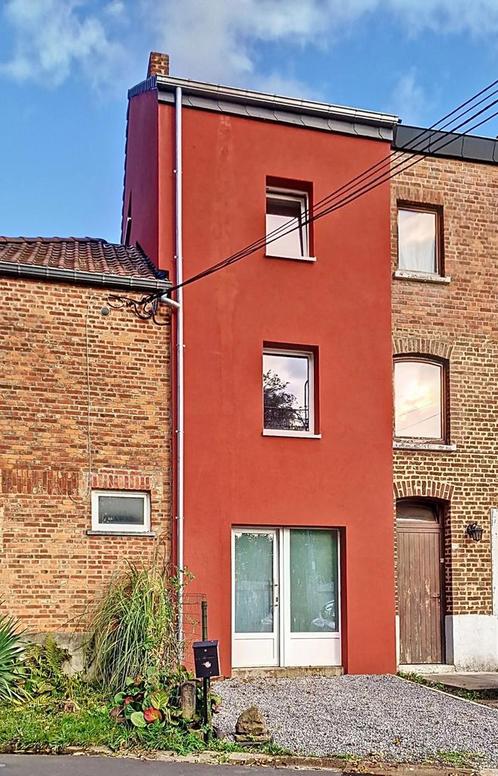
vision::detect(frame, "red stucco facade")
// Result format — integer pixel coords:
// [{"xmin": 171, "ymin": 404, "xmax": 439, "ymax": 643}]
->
[{"xmin": 123, "ymin": 88, "xmax": 396, "ymax": 675}]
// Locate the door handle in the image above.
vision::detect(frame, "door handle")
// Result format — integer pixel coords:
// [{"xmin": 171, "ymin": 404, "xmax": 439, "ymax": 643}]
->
[{"xmin": 430, "ymin": 593, "xmax": 441, "ymax": 599}]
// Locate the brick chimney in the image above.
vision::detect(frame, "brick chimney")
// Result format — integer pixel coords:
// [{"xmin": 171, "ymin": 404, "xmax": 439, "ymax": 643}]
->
[{"xmin": 147, "ymin": 52, "xmax": 169, "ymax": 78}]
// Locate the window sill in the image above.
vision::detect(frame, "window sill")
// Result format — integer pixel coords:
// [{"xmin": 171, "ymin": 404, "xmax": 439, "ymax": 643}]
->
[
  {"xmin": 394, "ymin": 440, "xmax": 457, "ymax": 452},
  {"xmin": 265, "ymin": 252, "xmax": 317, "ymax": 263},
  {"xmin": 86, "ymin": 530, "xmax": 156, "ymax": 537},
  {"xmin": 262, "ymin": 430, "xmax": 322, "ymax": 439},
  {"xmin": 393, "ymin": 269, "xmax": 451, "ymax": 284}
]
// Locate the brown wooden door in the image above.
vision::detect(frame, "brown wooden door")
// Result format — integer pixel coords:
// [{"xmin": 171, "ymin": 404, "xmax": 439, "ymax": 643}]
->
[{"xmin": 397, "ymin": 502, "xmax": 443, "ymax": 664}]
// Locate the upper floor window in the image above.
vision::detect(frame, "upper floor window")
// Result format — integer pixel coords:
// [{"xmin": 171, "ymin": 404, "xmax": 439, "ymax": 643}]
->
[
  {"xmin": 394, "ymin": 357, "xmax": 446, "ymax": 441},
  {"xmin": 263, "ymin": 348, "xmax": 314, "ymax": 436},
  {"xmin": 266, "ymin": 189, "xmax": 310, "ymax": 260},
  {"xmin": 397, "ymin": 206, "xmax": 441, "ymax": 275}
]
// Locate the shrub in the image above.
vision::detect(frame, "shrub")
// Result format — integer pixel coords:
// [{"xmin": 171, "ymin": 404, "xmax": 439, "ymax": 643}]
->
[
  {"xmin": 86, "ymin": 562, "xmax": 180, "ymax": 692},
  {"xmin": 0, "ymin": 607, "xmax": 26, "ymax": 702}
]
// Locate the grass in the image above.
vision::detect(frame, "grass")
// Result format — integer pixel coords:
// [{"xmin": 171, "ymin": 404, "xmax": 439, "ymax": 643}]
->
[
  {"xmin": 0, "ymin": 689, "xmax": 215, "ymax": 755},
  {"xmin": 433, "ymin": 750, "xmax": 485, "ymax": 768}
]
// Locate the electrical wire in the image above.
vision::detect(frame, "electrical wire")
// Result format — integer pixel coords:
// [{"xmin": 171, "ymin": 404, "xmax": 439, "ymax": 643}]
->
[{"xmin": 163, "ymin": 81, "xmax": 498, "ymax": 295}]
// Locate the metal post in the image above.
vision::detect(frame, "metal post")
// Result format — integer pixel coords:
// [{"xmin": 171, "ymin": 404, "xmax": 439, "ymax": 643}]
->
[{"xmin": 201, "ymin": 600, "xmax": 212, "ymax": 740}]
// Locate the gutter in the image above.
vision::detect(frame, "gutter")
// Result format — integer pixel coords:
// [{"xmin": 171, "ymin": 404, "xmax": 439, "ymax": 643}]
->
[{"xmin": 0, "ymin": 261, "xmax": 171, "ymax": 293}]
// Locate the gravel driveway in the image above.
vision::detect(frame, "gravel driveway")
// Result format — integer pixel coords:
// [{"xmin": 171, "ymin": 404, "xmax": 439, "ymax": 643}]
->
[{"xmin": 215, "ymin": 674, "xmax": 498, "ymax": 765}]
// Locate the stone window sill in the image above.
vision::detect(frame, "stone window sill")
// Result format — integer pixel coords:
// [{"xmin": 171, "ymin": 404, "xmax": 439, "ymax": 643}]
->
[
  {"xmin": 393, "ymin": 270, "xmax": 451, "ymax": 284},
  {"xmin": 262, "ymin": 430, "xmax": 322, "ymax": 439},
  {"xmin": 265, "ymin": 253, "xmax": 317, "ymax": 263},
  {"xmin": 86, "ymin": 530, "xmax": 156, "ymax": 538},
  {"xmin": 394, "ymin": 440, "xmax": 457, "ymax": 452}
]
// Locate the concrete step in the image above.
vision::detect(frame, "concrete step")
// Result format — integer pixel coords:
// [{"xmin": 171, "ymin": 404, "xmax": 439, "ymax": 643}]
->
[
  {"xmin": 398, "ymin": 663, "xmax": 456, "ymax": 675},
  {"xmin": 231, "ymin": 665, "xmax": 344, "ymax": 679}
]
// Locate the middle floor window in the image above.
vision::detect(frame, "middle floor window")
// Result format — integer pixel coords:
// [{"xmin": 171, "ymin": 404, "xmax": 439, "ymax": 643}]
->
[
  {"xmin": 263, "ymin": 348, "xmax": 314, "ymax": 435},
  {"xmin": 394, "ymin": 357, "xmax": 446, "ymax": 442}
]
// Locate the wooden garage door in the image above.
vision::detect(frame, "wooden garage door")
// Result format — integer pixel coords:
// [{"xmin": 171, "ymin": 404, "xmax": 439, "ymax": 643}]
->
[{"xmin": 397, "ymin": 501, "xmax": 443, "ymax": 665}]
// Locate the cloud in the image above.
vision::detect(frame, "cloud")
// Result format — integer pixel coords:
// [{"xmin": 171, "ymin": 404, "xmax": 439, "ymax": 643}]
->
[
  {"xmin": 0, "ymin": 0, "xmax": 128, "ymax": 90},
  {"xmin": 390, "ymin": 70, "xmax": 431, "ymax": 125},
  {"xmin": 3, "ymin": 0, "xmax": 498, "ymax": 96}
]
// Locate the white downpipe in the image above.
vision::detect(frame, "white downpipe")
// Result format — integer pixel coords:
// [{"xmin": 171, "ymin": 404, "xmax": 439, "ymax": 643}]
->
[{"xmin": 174, "ymin": 86, "xmax": 185, "ymax": 648}]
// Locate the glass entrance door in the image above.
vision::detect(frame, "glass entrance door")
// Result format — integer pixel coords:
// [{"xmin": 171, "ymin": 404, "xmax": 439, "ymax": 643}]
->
[
  {"xmin": 232, "ymin": 528, "xmax": 340, "ymax": 668},
  {"xmin": 232, "ymin": 529, "xmax": 279, "ymax": 667},
  {"xmin": 283, "ymin": 528, "xmax": 341, "ymax": 666}
]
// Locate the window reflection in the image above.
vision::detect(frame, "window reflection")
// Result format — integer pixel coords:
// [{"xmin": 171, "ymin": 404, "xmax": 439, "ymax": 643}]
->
[
  {"xmin": 394, "ymin": 360, "xmax": 443, "ymax": 439},
  {"xmin": 263, "ymin": 352, "xmax": 311, "ymax": 431}
]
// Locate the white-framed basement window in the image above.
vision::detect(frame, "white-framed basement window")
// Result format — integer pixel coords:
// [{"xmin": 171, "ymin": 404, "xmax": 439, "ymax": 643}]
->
[
  {"xmin": 263, "ymin": 348, "xmax": 316, "ymax": 437},
  {"xmin": 91, "ymin": 490, "xmax": 151, "ymax": 533},
  {"xmin": 265, "ymin": 188, "xmax": 313, "ymax": 261}
]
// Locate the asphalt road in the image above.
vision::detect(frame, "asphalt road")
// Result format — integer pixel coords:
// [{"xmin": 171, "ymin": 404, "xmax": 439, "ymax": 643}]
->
[{"xmin": 0, "ymin": 755, "xmax": 332, "ymax": 776}]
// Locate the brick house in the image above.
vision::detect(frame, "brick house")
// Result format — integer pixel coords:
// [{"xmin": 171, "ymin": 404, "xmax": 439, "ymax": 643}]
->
[
  {"xmin": 122, "ymin": 53, "xmax": 398, "ymax": 676},
  {"xmin": 0, "ymin": 237, "xmax": 172, "ymax": 644},
  {"xmin": 391, "ymin": 127, "xmax": 498, "ymax": 670}
]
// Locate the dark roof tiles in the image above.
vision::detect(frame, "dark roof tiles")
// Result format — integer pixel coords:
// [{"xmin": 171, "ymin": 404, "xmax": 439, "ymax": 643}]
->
[{"xmin": 0, "ymin": 237, "xmax": 161, "ymax": 279}]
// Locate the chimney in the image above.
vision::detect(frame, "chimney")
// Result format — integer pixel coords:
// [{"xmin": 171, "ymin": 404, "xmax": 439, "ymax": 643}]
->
[{"xmin": 147, "ymin": 52, "xmax": 169, "ymax": 78}]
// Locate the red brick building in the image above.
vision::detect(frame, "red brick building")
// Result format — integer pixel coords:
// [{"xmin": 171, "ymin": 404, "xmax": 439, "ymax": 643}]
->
[
  {"xmin": 391, "ymin": 126, "xmax": 498, "ymax": 671},
  {"xmin": 122, "ymin": 54, "xmax": 398, "ymax": 675},
  {"xmin": 0, "ymin": 238, "xmax": 172, "ymax": 646}
]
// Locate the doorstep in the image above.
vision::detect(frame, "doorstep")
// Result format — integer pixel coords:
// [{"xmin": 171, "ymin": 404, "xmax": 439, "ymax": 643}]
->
[
  {"xmin": 398, "ymin": 664, "xmax": 456, "ymax": 675},
  {"xmin": 424, "ymin": 672, "xmax": 498, "ymax": 692},
  {"xmin": 230, "ymin": 665, "xmax": 344, "ymax": 680}
]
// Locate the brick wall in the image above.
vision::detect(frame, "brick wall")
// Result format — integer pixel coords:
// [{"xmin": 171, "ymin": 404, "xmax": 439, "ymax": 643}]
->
[
  {"xmin": 0, "ymin": 277, "xmax": 172, "ymax": 631},
  {"xmin": 392, "ymin": 156, "xmax": 498, "ymax": 615}
]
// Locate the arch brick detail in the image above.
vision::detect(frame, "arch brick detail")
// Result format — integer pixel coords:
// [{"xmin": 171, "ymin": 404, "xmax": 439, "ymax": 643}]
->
[
  {"xmin": 394, "ymin": 479, "xmax": 455, "ymax": 501},
  {"xmin": 393, "ymin": 336, "xmax": 453, "ymax": 360}
]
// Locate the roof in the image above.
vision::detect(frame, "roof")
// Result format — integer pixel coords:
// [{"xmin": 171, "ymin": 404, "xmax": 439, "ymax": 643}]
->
[
  {"xmin": 394, "ymin": 124, "xmax": 498, "ymax": 165},
  {"xmin": 129, "ymin": 75, "xmax": 399, "ymax": 142},
  {"xmin": 0, "ymin": 237, "xmax": 170, "ymax": 291}
]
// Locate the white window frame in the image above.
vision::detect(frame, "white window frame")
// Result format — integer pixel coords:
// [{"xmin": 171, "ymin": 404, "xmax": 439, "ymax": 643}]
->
[
  {"xmin": 262, "ymin": 348, "xmax": 316, "ymax": 438},
  {"xmin": 265, "ymin": 188, "xmax": 314, "ymax": 262},
  {"xmin": 91, "ymin": 490, "xmax": 151, "ymax": 534}
]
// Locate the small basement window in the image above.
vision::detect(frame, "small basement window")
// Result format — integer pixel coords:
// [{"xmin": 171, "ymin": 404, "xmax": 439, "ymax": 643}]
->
[
  {"xmin": 266, "ymin": 189, "xmax": 309, "ymax": 260},
  {"xmin": 91, "ymin": 490, "xmax": 150, "ymax": 533}
]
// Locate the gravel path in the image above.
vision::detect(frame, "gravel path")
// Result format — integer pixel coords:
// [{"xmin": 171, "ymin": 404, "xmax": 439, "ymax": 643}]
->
[{"xmin": 215, "ymin": 674, "xmax": 498, "ymax": 765}]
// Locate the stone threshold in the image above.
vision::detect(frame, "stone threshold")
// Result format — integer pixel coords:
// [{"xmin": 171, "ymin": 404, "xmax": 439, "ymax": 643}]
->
[{"xmin": 230, "ymin": 665, "xmax": 344, "ymax": 679}]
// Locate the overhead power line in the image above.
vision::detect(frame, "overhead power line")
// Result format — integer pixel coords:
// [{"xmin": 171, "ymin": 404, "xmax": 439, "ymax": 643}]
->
[{"xmin": 159, "ymin": 76, "xmax": 498, "ymax": 296}]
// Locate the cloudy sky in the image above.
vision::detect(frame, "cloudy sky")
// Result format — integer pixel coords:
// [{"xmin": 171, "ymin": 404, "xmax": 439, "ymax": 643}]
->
[{"xmin": 1, "ymin": 0, "xmax": 498, "ymax": 241}]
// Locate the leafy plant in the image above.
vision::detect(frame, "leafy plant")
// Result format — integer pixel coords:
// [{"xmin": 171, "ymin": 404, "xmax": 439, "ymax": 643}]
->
[
  {"xmin": 21, "ymin": 636, "xmax": 70, "ymax": 698},
  {"xmin": 86, "ymin": 562, "xmax": 180, "ymax": 692},
  {"xmin": 0, "ymin": 608, "xmax": 26, "ymax": 702}
]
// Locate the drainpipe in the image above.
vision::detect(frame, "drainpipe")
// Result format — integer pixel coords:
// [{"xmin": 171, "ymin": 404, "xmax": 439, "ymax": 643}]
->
[{"xmin": 174, "ymin": 85, "xmax": 185, "ymax": 648}]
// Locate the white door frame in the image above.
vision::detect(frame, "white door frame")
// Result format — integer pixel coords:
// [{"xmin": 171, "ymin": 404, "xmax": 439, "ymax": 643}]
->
[{"xmin": 232, "ymin": 526, "xmax": 341, "ymax": 668}]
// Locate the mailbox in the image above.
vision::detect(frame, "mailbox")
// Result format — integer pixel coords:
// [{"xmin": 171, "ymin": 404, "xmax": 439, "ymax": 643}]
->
[{"xmin": 193, "ymin": 639, "xmax": 220, "ymax": 679}]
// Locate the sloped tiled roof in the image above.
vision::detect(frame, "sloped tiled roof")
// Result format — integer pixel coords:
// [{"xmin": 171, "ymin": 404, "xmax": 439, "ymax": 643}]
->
[{"xmin": 0, "ymin": 237, "xmax": 162, "ymax": 280}]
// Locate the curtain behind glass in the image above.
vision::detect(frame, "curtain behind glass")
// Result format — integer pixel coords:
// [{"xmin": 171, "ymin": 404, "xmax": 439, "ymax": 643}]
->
[
  {"xmin": 234, "ymin": 532, "xmax": 274, "ymax": 633},
  {"xmin": 398, "ymin": 209, "xmax": 436, "ymax": 273},
  {"xmin": 290, "ymin": 529, "xmax": 338, "ymax": 632}
]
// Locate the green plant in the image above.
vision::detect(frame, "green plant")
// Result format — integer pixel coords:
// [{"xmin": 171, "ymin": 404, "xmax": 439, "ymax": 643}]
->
[
  {"xmin": 86, "ymin": 562, "xmax": 180, "ymax": 692},
  {"xmin": 0, "ymin": 607, "xmax": 26, "ymax": 702},
  {"xmin": 22, "ymin": 636, "xmax": 70, "ymax": 698}
]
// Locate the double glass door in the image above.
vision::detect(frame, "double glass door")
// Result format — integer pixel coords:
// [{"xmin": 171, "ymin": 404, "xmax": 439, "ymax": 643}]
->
[{"xmin": 232, "ymin": 528, "xmax": 340, "ymax": 668}]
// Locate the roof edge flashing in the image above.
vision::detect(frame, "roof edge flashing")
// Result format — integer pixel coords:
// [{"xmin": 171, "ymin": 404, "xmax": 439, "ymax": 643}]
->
[{"xmin": 154, "ymin": 74, "xmax": 399, "ymax": 130}]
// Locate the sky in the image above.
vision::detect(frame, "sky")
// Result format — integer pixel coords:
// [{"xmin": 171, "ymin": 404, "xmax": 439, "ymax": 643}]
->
[{"xmin": 1, "ymin": 0, "xmax": 498, "ymax": 243}]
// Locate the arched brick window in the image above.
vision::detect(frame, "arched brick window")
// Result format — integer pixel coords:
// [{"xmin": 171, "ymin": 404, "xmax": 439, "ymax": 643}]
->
[{"xmin": 394, "ymin": 356, "xmax": 448, "ymax": 443}]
